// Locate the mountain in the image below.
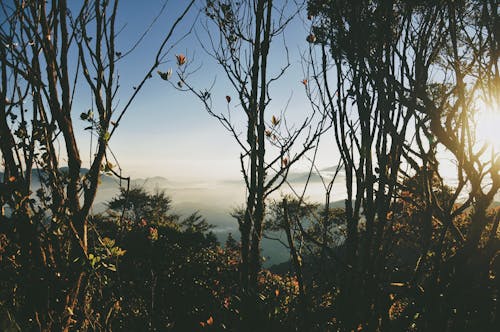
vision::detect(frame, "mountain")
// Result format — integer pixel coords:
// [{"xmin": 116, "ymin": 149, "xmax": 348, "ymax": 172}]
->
[{"xmin": 6, "ymin": 168, "xmax": 497, "ymax": 266}]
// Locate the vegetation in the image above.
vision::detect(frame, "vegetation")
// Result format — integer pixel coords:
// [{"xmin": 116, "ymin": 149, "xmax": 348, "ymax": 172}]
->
[{"xmin": 1, "ymin": 0, "xmax": 499, "ymax": 331}]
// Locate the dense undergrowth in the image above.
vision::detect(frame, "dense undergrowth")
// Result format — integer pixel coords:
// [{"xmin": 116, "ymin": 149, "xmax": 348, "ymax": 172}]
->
[{"xmin": 1, "ymin": 186, "xmax": 499, "ymax": 331}]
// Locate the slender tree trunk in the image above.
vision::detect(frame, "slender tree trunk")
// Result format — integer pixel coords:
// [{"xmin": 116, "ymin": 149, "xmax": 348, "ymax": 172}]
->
[{"xmin": 283, "ymin": 199, "xmax": 308, "ymax": 328}]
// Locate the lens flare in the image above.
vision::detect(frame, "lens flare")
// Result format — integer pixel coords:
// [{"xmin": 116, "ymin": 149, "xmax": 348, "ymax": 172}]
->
[{"xmin": 474, "ymin": 99, "xmax": 500, "ymax": 150}]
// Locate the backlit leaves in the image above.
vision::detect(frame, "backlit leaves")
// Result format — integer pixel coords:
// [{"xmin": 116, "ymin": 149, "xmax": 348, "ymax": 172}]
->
[
  {"xmin": 176, "ymin": 54, "xmax": 186, "ymax": 66},
  {"xmin": 306, "ymin": 33, "xmax": 316, "ymax": 43},
  {"xmin": 200, "ymin": 315, "xmax": 214, "ymax": 327},
  {"xmin": 158, "ymin": 68, "xmax": 172, "ymax": 81},
  {"xmin": 271, "ymin": 115, "xmax": 279, "ymax": 126}
]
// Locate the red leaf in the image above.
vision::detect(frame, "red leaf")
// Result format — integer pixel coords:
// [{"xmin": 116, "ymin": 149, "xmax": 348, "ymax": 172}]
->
[{"xmin": 176, "ymin": 54, "xmax": 186, "ymax": 66}]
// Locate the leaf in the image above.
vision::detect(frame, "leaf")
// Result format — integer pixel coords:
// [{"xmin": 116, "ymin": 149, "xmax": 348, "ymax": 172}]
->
[
  {"xmin": 104, "ymin": 161, "xmax": 114, "ymax": 172},
  {"xmin": 271, "ymin": 115, "xmax": 279, "ymax": 126},
  {"xmin": 282, "ymin": 157, "xmax": 289, "ymax": 167},
  {"xmin": 301, "ymin": 79, "xmax": 308, "ymax": 85},
  {"xmin": 176, "ymin": 54, "xmax": 186, "ymax": 66},
  {"xmin": 226, "ymin": 95, "xmax": 231, "ymax": 103},
  {"xmin": 158, "ymin": 68, "xmax": 172, "ymax": 81},
  {"xmin": 206, "ymin": 316, "xmax": 214, "ymax": 325},
  {"xmin": 306, "ymin": 33, "xmax": 316, "ymax": 43},
  {"xmin": 201, "ymin": 90, "xmax": 210, "ymax": 100}
]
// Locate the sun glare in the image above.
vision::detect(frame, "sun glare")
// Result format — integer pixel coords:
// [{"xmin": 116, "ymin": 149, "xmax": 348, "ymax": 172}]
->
[{"xmin": 474, "ymin": 99, "xmax": 500, "ymax": 150}]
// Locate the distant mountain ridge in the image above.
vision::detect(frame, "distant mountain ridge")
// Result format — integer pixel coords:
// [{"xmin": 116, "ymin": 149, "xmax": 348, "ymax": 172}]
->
[{"xmin": 3, "ymin": 168, "xmax": 499, "ymax": 267}]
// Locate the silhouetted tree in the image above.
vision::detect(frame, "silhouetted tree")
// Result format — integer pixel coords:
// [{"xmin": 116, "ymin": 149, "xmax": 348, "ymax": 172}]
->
[
  {"xmin": 306, "ymin": 0, "xmax": 499, "ymax": 330},
  {"xmin": 174, "ymin": 1, "xmax": 330, "ymax": 327},
  {"xmin": 0, "ymin": 1, "xmax": 195, "ymax": 329}
]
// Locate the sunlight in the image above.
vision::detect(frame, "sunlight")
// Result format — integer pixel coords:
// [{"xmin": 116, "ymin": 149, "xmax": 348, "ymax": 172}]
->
[{"xmin": 474, "ymin": 99, "xmax": 500, "ymax": 150}]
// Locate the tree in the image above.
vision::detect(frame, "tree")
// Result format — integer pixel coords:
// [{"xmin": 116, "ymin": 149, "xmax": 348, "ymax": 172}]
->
[
  {"xmin": 0, "ymin": 1, "xmax": 195, "ymax": 330},
  {"xmin": 306, "ymin": 0, "xmax": 420, "ymax": 328},
  {"xmin": 173, "ymin": 1, "xmax": 330, "ymax": 324},
  {"xmin": 306, "ymin": 0, "xmax": 499, "ymax": 330},
  {"xmin": 407, "ymin": 2, "xmax": 499, "ymax": 329},
  {"xmin": 108, "ymin": 187, "xmax": 178, "ymax": 226},
  {"xmin": 88, "ymin": 188, "xmax": 240, "ymax": 330}
]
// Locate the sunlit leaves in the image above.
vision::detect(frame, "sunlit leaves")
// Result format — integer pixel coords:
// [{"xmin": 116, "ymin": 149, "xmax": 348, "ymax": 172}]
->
[
  {"xmin": 101, "ymin": 161, "xmax": 114, "ymax": 174},
  {"xmin": 102, "ymin": 131, "xmax": 111, "ymax": 142},
  {"xmin": 88, "ymin": 237, "xmax": 126, "ymax": 272},
  {"xmin": 148, "ymin": 227, "xmax": 159, "ymax": 241}
]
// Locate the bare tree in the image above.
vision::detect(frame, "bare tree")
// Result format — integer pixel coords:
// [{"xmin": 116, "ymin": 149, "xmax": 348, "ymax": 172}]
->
[{"xmin": 171, "ymin": 0, "xmax": 329, "ymax": 324}]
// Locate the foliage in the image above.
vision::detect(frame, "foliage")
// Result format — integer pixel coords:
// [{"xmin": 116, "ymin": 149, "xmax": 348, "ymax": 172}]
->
[
  {"xmin": 107, "ymin": 187, "xmax": 179, "ymax": 227},
  {"xmin": 1, "ymin": 0, "xmax": 499, "ymax": 331}
]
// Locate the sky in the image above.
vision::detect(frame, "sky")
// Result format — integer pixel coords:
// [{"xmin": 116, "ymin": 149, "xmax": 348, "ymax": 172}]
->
[
  {"xmin": 55, "ymin": 0, "xmax": 487, "ymax": 208},
  {"xmin": 71, "ymin": 0, "xmax": 338, "ymax": 183},
  {"xmin": 4, "ymin": 0, "xmax": 493, "ymax": 208}
]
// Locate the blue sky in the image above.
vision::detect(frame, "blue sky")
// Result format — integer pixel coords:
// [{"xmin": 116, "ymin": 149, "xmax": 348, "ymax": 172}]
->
[{"xmin": 71, "ymin": 0, "xmax": 339, "ymax": 181}]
